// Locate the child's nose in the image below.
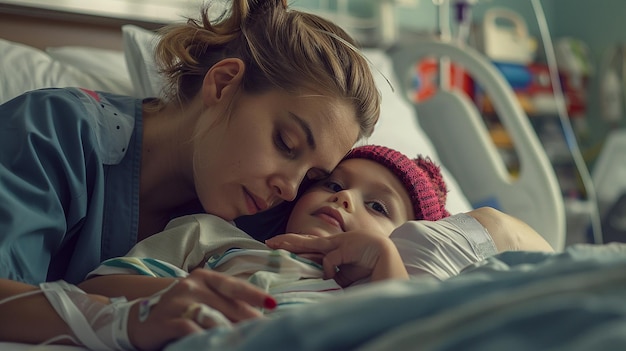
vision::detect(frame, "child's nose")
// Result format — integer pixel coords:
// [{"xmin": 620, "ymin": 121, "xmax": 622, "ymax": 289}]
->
[{"xmin": 332, "ymin": 191, "xmax": 354, "ymax": 212}]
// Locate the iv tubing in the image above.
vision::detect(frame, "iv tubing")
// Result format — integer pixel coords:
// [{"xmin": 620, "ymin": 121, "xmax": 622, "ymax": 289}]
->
[{"xmin": 530, "ymin": 0, "xmax": 603, "ymax": 244}]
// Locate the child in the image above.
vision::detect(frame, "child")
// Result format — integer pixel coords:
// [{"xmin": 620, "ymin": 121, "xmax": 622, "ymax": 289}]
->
[
  {"xmin": 0, "ymin": 1, "xmax": 380, "ymax": 348},
  {"xmin": 82, "ymin": 145, "xmax": 498, "ymax": 325}
]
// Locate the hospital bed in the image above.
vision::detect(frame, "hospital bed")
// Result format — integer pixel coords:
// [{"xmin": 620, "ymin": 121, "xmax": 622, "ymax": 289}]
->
[{"xmin": 1, "ymin": 2, "xmax": 625, "ymax": 350}]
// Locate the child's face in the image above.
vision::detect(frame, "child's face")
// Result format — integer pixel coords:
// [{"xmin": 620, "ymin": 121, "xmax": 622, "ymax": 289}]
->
[{"xmin": 285, "ymin": 158, "xmax": 413, "ymax": 238}]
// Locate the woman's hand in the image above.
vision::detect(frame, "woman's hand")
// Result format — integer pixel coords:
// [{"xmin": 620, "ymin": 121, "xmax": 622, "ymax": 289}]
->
[
  {"xmin": 266, "ymin": 231, "xmax": 408, "ymax": 287},
  {"xmin": 127, "ymin": 269, "xmax": 276, "ymax": 351}
]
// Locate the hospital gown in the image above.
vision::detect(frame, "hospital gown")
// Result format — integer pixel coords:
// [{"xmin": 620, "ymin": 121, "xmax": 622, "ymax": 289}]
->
[
  {"xmin": 0, "ymin": 87, "xmax": 142, "ymax": 284},
  {"xmin": 88, "ymin": 213, "xmax": 498, "ymax": 313}
]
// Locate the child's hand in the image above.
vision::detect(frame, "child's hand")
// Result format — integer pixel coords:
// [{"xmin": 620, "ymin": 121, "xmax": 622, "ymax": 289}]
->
[
  {"xmin": 266, "ymin": 231, "xmax": 408, "ymax": 287},
  {"xmin": 128, "ymin": 269, "xmax": 276, "ymax": 350}
]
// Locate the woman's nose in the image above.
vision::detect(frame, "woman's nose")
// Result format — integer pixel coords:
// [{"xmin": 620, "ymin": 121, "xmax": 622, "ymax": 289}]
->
[{"xmin": 270, "ymin": 173, "xmax": 301, "ymax": 202}]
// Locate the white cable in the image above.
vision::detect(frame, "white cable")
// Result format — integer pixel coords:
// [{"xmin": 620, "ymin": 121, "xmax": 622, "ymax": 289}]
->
[
  {"xmin": 40, "ymin": 281, "xmax": 111, "ymax": 350},
  {"xmin": 0, "ymin": 288, "xmax": 42, "ymax": 305},
  {"xmin": 530, "ymin": 0, "xmax": 603, "ymax": 244},
  {"xmin": 26, "ymin": 334, "xmax": 80, "ymax": 351},
  {"xmin": 0, "ymin": 280, "xmax": 185, "ymax": 350},
  {"xmin": 0, "ymin": 288, "xmax": 79, "ymax": 349}
]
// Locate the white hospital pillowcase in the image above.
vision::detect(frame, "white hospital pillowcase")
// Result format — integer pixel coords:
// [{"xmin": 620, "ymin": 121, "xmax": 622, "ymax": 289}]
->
[
  {"xmin": 121, "ymin": 25, "xmax": 164, "ymax": 99},
  {"xmin": 120, "ymin": 25, "xmax": 473, "ymax": 213},
  {"xmin": 45, "ymin": 46, "xmax": 130, "ymax": 86},
  {"xmin": 0, "ymin": 39, "xmax": 135, "ymax": 104}
]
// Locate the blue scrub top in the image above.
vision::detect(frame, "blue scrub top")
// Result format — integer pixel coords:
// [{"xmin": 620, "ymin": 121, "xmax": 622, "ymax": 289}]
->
[{"xmin": 0, "ymin": 88, "xmax": 143, "ymax": 284}]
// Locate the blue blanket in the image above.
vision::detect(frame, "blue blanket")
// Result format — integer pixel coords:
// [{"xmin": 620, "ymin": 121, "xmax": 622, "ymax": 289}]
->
[{"xmin": 167, "ymin": 243, "xmax": 626, "ymax": 351}]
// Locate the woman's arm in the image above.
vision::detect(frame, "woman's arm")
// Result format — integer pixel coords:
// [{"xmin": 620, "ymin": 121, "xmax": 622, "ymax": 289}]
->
[
  {"xmin": 2, "ymin": 269, "xmax": 276, "ymax": 350},
  {"xmin": 0, "ymin": 279, "xmax": 106, "ymax": 346},
  {"xmin": 79, "ymin": 275, "xmax": 179, "ymax": 300},
  {"xmin": 0, "ymin": 277, "xmax": 190, "ymax": 349}
]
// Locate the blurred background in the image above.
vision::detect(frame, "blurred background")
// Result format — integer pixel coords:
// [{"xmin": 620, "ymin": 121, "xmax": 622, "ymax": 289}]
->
[{"xmin": 2, "ymin": 0, "xmax": 626, "ymax": 245}]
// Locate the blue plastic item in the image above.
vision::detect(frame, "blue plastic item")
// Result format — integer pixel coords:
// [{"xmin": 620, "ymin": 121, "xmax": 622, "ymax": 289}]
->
[{"xmin": 492, "ymin": 61, "xmax": 532, "ymax": 89}]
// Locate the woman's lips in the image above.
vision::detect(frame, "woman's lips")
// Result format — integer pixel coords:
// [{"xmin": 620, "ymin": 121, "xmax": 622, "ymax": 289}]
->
[{"xmin": 244, "ymin": 187, "xmax": 268, "ymax": 215}]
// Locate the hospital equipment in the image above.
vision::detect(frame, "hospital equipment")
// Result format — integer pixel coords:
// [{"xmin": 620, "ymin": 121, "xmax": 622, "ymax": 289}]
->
[{"xmin": 1, "ymin": 1, "xmax": 623, "ymax": 349}]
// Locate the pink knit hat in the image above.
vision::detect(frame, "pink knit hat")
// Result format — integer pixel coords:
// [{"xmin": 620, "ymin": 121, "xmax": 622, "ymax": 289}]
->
[{"xmin": 343, "ymin": 145, "xmax": 450, "ymax": 221}]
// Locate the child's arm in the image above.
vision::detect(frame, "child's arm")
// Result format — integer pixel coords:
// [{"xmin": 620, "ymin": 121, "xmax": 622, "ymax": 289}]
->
[
  {"xmin": 468, "ymin": 207, "xmax": 554, "ymax": 252},
  {"xmin": 366, "ymin": 236, "xmax": 411, "ymax": 283},
  {"xmin": 266, "ymin": 231, "xmax": 409, "ymax": 287}
]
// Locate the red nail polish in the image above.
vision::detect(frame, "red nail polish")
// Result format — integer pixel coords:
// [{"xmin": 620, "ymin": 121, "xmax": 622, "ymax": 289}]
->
[{"xmin": 264, "ymin": 297, "xmax": 277, "ymax": 309}]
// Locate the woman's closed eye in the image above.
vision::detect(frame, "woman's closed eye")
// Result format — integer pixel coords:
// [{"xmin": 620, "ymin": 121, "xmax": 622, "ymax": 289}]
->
[
  {"xmin": 274, "ymin": 130, "xmax": 295, "ymax": 158},
  {"xmin": 305, "ymin": 168, "xmax": 330, "ymax": 182}
]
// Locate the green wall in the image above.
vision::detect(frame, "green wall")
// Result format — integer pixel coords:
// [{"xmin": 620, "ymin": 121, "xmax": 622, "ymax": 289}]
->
[
  {"xmin": 291, "ymin": 0, "xmax": 623, "ymax": 169},
  {"xmin": 549, "ymin": 0, "xmax": 626, "ymax": 167}
]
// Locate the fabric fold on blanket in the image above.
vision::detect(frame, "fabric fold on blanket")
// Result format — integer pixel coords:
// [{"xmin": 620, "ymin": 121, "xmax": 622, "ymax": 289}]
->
[{"xmin": 166, "ymin": 243, "xmax": 626, "ymax": 351}]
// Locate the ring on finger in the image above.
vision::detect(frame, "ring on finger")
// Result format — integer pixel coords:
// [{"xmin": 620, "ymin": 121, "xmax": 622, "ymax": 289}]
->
[
  {"xmin": 181, "ymin": 303, "xmax": 233, "ymax": 329},
  {"xmin": 181, "ymin": 302, "xmax": 202, "ymax": 320}
]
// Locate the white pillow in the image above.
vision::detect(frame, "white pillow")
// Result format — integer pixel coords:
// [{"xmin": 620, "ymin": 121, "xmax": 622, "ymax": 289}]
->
[
  {"xmin": 120, "ymin": 26, "xmax": 473, "ymax": 213},
  {"xmin": 0, "ymin": 39, "xmax": 134, "ymax": 104},
  {"xmin": 122, "ymin": 24, "xmax": 163, "ymax": 98},
  {"xmin": 45, "ymin": 46, "xmax": 130, "ymax": 87}
]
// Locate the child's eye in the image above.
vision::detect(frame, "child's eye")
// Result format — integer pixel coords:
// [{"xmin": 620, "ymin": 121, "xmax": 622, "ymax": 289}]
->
[
  {"xmin": 366, "ymin": 201, "xmax": 390, "ymax": 217},
  {"xmin": 323, "ymin": 180, "xmax": 343, "ymax": 193},
  {"xmin": 274, "ymin": 131, "xmax": 295, "ymax": 158}
]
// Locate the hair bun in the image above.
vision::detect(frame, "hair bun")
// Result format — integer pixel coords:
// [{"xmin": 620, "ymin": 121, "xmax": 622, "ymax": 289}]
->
[{"xmin": 247, "ymin": 0, "xmax": 287, "ymax": 15}]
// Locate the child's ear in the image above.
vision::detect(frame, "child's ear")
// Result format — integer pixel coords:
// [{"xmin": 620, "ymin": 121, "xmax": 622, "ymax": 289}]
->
[{"xmin": 201, "ymin": 58, "xmax": 245, "ymax": 105}]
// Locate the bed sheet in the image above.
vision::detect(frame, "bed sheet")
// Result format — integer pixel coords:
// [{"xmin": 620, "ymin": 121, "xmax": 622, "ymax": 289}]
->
[
  {"xmin": 167, "ymin": 243, "xmax": 626, "ymax": 351},
  {"xmin": 3, "ymin": 243, "xmax": 625, "ymax": 350},
  {"xmin": 0, "ymin": 343, "xmax": 86, "ymax": 351}
]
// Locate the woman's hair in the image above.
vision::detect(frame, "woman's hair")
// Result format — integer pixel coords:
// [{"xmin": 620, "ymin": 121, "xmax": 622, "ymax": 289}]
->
[{"xmin": 153, "ymin": 0, "xmax": 380, "ymax": 139}]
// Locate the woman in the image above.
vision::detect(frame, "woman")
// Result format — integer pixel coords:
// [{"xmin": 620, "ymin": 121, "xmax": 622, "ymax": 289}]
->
[
  {"xmin": 0, "ymin": 1, "xmax": 552, "ymax": 349},
  {"xmin": 0, "ymin": 0, "xmax": 379, "ymax": 349}
]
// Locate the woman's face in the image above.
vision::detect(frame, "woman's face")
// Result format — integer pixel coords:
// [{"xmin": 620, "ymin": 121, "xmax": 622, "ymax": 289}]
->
[{"xmin": 193, "ymin": 90, "xmax": 360, "ymax": 221}]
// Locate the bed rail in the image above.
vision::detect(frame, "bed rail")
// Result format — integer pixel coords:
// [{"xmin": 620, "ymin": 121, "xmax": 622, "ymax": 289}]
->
[{"xmin": 389, "ymin": 39, "xmax": 566, "ymax": 250}]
